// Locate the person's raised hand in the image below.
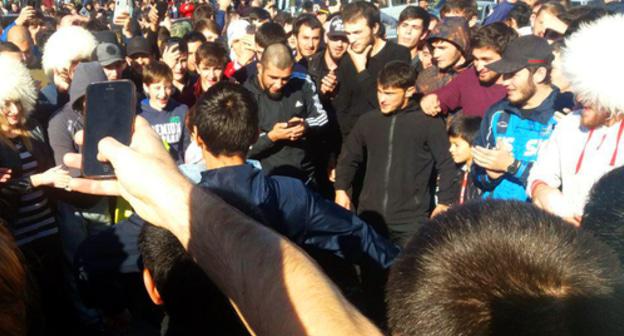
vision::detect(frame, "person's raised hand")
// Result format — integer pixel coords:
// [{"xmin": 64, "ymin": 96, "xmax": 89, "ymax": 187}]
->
[
  {"xmin": 420, "ymin": 93, "xmax": 441, "ymax": 116},
  {"xmin": 320, "ymin": 69, "xmax": 338, "ymax": 95},
  {"xmin": 148, "ymin": 5, "xmax": 160, "ymax": 32},
  {"xmin": 0, "ymin": 167, "xmax": 12, "ymax": 183},
  {"xmin": 63, "ymin": 116, "xmax": 193, "ymax": 229},
  {"xmin": 161, "ymin": 43, "xmax": 180, "ymax": 69},
  {"xmin": 348, "ymin": 44, "xmax": 372, "ymax": 73},
  {"xmin": 15, "ymin": 6, "xmax": 36, "ymax": 26}
]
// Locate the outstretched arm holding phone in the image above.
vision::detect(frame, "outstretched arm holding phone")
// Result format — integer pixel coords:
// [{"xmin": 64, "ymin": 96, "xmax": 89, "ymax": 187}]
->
[{"xmin": 65, "ymin": 117, "xmax": 381, "ymax": 336}]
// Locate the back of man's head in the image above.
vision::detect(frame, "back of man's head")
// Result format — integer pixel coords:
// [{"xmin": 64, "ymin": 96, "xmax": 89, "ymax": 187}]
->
[
  {"xmin": 139, "ymin": 223, "xmax": 248, "ymax": 334},
  {"xmin": 260, "ymin": 42, "xmax": 293, "ymax": 69},
  {"xmin": 188, "ymin": 81, "xmax": 258, "ymax": 157},
  {"xmin": 507, "ymin": 2, "xmax": 532, "ymax": 28},
  {"xmin": 255, "ymin": 22, "xmax": 287, "ymax": 49},
  {"xmin": 470, "ymin": 22, "xmax": 517, "ymax": 55},
  {"xmin": 583, "ymin": 166, "xmax": 624, "ymax": 266},
  {"xmin": 387, "ymin": 201, "xmax": 624, "ymax": 336}
]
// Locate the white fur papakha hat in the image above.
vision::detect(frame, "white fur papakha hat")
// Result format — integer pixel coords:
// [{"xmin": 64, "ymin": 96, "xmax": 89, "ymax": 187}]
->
[
  {"xmin": 0, "ymin": 55, "xmax": 37, "ymax": 114},
  {"xmin": 563, "ymin": 14, "xmax": 624, "ymax": 116}
]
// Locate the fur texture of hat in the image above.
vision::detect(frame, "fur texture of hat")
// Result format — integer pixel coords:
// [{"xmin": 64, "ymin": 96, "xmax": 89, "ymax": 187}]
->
[
  {"xmin": 563, "ymin": 14, "xmax": 624, "ymax": 116},
  {"xmin": 42, "ymin": 26, "xmax": 97, "ymax": 79},
  {"xmin": 0, "ymin": 55, "xmax": 37, "ymax": 114}
]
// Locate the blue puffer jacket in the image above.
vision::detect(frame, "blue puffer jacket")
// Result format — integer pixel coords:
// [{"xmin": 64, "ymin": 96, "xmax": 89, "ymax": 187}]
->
[
  {"xmin": 472, "ymin": 88, "xmax": 566, "ymax": 201},
  {"xmin": 199, "ymin": 164, "xmax": 400, "ymax": 269}
]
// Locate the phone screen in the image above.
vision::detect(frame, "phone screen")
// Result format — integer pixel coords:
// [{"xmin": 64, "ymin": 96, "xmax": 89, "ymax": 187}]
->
[
  {"xmin": 114, "ymin": 0, "xmax": 134, "ymax": 19},
  {"xmin": 82, "ymin": 80, "xmax": 136, "ymax": 178}
]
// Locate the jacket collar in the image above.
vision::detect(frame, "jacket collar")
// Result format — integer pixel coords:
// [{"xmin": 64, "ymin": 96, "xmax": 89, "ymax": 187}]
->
[{"xmin": 500, "ymin": 87, "xmax": 560, "ymax": 124}]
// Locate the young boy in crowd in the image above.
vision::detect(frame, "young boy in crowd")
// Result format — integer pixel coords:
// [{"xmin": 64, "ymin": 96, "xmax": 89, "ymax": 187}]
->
[
  {"xmin": 140, "ymin": 61, "xmax": 190, "ymax": 164},
  {"xmin": 447, "ymin": 114, "xmax": 482, "ymax": 204}
]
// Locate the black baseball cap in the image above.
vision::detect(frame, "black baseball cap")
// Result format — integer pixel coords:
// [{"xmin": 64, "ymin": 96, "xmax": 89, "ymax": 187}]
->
[
  {"xmin": 126, "ymin": 37, "xmax": 153, "ymax": 57},
  {"xmin": 486, "ymin": 35, "xmax": 554, "ymax": 74},
  {"xmin": 327, "ymin": 16, "xmax": 346, "ymax": 38}
]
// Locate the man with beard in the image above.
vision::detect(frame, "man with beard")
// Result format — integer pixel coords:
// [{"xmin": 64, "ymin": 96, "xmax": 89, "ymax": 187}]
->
[
  {"xmin": 244, "ymin": 43, "xmax": 328, "ymax": 187},
  {"xmin": 471, "ymin": 35, "xmax": 572, "ymax": 201},
  {"xmin": 528, "ymin": 14, "xmax": 624, "ymax": 225},
  {"xmin": 420, "ymin": 23, "xmax": 516, "ymax": 118},
  {"xmin": 307, "ymin": 15, "xmax": 349, "ymax": 197}
]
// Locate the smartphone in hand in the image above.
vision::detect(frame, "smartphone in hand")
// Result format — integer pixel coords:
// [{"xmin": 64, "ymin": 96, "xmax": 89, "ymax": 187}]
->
[
  {"xmin": 82, "ymin": 80, "xmax": 136, "ymax": 178},
  {"xmin": 114, "ymin": 0, "xmax": 134, "ymax": 19}
]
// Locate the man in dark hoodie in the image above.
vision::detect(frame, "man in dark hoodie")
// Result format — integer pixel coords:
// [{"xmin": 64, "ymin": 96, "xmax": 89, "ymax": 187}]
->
[
  {"xmin": 335, "ymin": 61, "xmax": 458, "ymax": 245},
  {"xmin": 415, "ymin": 16, "xmax": 471, "ymax": 95}
]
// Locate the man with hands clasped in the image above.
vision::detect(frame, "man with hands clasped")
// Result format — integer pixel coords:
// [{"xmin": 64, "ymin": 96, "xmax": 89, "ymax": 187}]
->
[{"xmin": 471, "ymin": 35, "xmax": 572, "ymax": 201}]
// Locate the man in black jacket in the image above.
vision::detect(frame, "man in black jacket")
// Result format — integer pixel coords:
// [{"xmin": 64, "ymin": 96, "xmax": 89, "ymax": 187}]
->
[
  {"xmin": 333, "ymin": 1, "xmax": 411, "ymax": 141},
  {"xmin": 335, "ymin": 61, "xmax": 458, "ymax": 245},
  {"xmin": 245, "ymin": 43, "xmax": 328, "ymax": 187}
]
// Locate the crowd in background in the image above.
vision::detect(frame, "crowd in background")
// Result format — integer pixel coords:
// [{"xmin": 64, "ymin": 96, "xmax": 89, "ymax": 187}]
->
[{"xmin": 1, "ymin": 0, "xmax": 624, "ymax": 334}]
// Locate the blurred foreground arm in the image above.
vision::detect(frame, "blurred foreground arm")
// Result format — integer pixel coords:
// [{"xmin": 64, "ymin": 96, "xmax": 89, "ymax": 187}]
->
[{"xmin": 65, "ymin": 117, "xmax": 381, "ymax": 336}]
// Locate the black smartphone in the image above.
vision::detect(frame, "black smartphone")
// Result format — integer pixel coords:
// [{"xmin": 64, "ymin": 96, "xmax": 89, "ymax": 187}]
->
[{"xmin": 82, "ymin": 80, "xmax": 136, "ymax": 178}]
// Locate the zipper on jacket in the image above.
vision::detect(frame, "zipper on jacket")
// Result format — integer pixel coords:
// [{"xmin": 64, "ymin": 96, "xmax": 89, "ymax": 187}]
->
[{"xmin": 382, "ymin": 115, "xmax": 396, "ymax": 218}]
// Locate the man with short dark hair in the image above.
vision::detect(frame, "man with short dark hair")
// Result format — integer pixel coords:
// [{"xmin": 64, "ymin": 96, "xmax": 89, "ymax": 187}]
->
[
  {"xmin": 139, "ymin": 223, "xmax": 249, "ymax": 335},
  {"xmin": 396, "ymin": 6, "xmax": 430, "ymax": 68},
  {"xmin": 293, "ymin": 14, "xmax": 323, "ymax": 66},
  {"xmin": 333, "ymin": 1, "xmax": 411, "ymax": 141},
  {"xmin": 505, "ymin": 2, "xmax": 533, "ymax": 35},
  {"xmin": 244, "ymin": 43, "xmax": 328, "ymax": 186},
  {"xmin": 472, "ymin": 35, "xmax": 573, "ymax": 201},
  {"xmin": 232, "ymin": 22, "xmax": 288, "ymax": 84},
  {"xmin": 187, "ymin": 81, "xmax": 398, "ymax": 268},
  {"xmin": 420, "ymin": 23, "xmax": 516, "ymax": 117},
  {"xmin": 335, "ymin": 61, "xmax": 458, "ymax": 245},
  {"xmin": 387, "ymin": 201, "xmax": 624, "ymax": 336}
]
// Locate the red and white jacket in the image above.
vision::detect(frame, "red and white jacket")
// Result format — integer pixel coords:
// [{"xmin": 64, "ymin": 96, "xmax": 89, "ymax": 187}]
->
[{"xmin": 527, "ymin": 110, "xmax": 624, "ymax": 217}]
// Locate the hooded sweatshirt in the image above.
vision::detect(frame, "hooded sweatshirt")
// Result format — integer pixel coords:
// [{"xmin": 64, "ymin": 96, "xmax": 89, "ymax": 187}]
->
[
  {"xmin": 139, "ymin": 98, "xmax": 190, "ymax": 164},
  {"xmin": 416, "ymin": 17, "xmax": 471, "ymax": 95}
]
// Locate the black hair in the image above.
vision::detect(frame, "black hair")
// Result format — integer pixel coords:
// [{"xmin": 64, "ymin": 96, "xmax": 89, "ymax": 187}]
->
[
  {"xmin": 440, "ymin": 0, "xmax": 476, "ymax": 19},
  {"xmin": 159, "ymin": 37, "xmax": 188, "ymax": 57},
  {"xmin": 194, "ymin": 41, "xmax": 229, "ymax": 67},
  {"xmin": 293, "ymin": 13, "xmax": 323, "ymax": 37},
  {"xmin": 564, "ymin": 6, "xmax": 609, "ymax": 38},
  {"xmin": 192, "ymin": 4, "xmax": 215, "ymax": 26},
  {"xmin": 387, "ymin": 201, "xmax": 624, "ymax": 336},
  {"xmin": 583, "ymin": 166, "xmax": 624, "ymax": 266},
  {"xmin": 0, "ymin": 41, "xmax": 21, "ymax": 53},
  {"xmin": 182, "ymin": 31, "xmax": 207, "ymax": 45},
  {"xmin": 255, "ymin": 22, "xmax": 287, "ymax": 49},
  {"xmin": 249, "ymin": 7, "xmax": 271, "ymax": 23},
  {"xmin": 470, "ymin": 22, "xmax": 517, "ymax": 55},
  {"xmin": 507, "ymin": 2, "xmax": 531, "ymax": 28},
  {"xmin": 273, "ymin": 11, "xmax": 293, "ymax": 26},
  {"xmin": 342, "ymin": 1, "xmax": 381, "ymax": 30},
  {"xmin": 447, "ymin": 114, "xmax": 482, "ymax": 145},
  {"xmin": 377, "ymin": 61, "xmax": 417, "ymax": 90},
  {"xmin": 138, "ymin": 223, "xmax": 248, "ymax": 334},
  {"xmin": 398, "ymin": 5, "xmax": 431, "ymax": 29},
  {"xmin": 188, "ymin": 81, "xmax": 258, "ymax": 156}
]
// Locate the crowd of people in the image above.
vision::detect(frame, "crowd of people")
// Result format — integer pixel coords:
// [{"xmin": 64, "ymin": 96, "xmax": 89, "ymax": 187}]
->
[{"xmin": 1, "ymin": 0, "xmax": 624, "ymax": 334}]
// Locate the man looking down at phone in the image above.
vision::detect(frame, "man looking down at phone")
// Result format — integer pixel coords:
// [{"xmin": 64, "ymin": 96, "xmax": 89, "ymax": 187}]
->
[
  {"xmin": 140, "ymin": 61, "xmax": 190, "ymax": 164},
  {"xmin": 245, "ymin": 43, "xmax": 328, "ymax": 187},
  {"xmin": 472, "ymin": 35, "xmax": 572, "ymax": 201}
]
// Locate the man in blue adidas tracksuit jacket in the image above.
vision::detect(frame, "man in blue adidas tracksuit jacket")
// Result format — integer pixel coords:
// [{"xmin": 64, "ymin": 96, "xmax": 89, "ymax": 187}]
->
[{"xmin": 471, "ymin": 35, "xmax": 573, "ymax": 201}]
